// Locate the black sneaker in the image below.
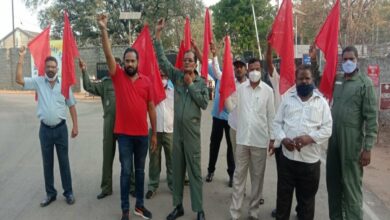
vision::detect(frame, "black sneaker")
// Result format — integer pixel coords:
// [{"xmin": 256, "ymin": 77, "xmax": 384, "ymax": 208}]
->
[
  {"xmin": 145, "ymin": 190, "xmax": 155, "ymax": 199},
  {"xmin": 134, "ymin": 206, "xmax": 152, "ymax": 219},
  {"xmin": 121, "ymin": 210, "xmax": 129, "ymax": 220}
]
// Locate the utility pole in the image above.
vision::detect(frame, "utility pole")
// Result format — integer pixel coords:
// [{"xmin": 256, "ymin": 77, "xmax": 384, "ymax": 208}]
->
[
  {"xmin": 251, "ymin": 2, "xmax": 262, "ymax": 60},
  {"xmin": 11, "ymin": 0, "xmax": 16, "ymax": 48}
]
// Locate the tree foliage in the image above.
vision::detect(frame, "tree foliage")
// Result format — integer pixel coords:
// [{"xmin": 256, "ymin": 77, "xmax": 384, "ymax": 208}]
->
[
  {"xmin": 296, "ymin": 0, "xmax": 390, "ymax": 49},
  {"xmin": 23, "ymin": 0, "xmax": 204, "ymax": 48},
  {"xmin": 211, "ymin": 0, "xmax": 275, "ymax": 55}
]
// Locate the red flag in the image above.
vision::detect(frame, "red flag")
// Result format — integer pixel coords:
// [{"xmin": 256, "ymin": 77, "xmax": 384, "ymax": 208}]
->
[
  {"xmin": 132, "ymin": 25, "xmax": 166, "ymax": 105},
  {"xmin": 184, "ymin": 16, "xmax": 191, "ymax": 50},
  {"xmin": 28, "ymin": 25, "xmax": 51, "ymax": 76},
  {"xmin": 175, "ymin": 40, "xmax": 185, "ymax": 69},
  {"xmin": 268, "ymin": 0, "xmax": 295, "ymax": 94},
  {"xmin": 175, "ymin": 17, "xmax": 192, "ymax": 69},
  {"xmin": 201, "ymin": 8, "xmax": 213, "ymax": 80},
  {"xmin": 61, "ymin": 11, "xmax": 79, "ymax": 99},
  {"xmin": 219, "ymin": 36, "xmax": 236, "ymax": 113},
  {"xmin": 315, "ymin": 0, "xmax": 340, "ymax": 100}
]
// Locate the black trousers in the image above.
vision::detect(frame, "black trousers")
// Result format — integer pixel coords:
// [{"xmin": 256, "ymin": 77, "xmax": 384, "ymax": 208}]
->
[
  {"xmin": 207, "ymin": 117, "xmax": 235, "ymax": 177},
  {"xmin": 276, "ymin": 153, "xmax": 320, "ymax": 220}
]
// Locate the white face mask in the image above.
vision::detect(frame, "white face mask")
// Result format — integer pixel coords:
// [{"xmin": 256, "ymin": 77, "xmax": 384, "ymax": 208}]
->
[
  {"xmin": 162, "ymin": 79, "xmax": 168, "ymax": 87},
  {"xmin": 45, "ymin": 73, "xmax": 58, "ymax": 82},
  {"xmin": 342, "ymin": 60, "xmax": 357, "ymax": 74},
  {"xmin": 248, "ymin": 70, "xmax": 261, "ymax": 83}
]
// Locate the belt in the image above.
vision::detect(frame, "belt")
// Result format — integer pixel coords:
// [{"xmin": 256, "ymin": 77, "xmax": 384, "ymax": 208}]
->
[{"xmin": 41, "ymin": 119, "xmax": 66, "ymax": 129}]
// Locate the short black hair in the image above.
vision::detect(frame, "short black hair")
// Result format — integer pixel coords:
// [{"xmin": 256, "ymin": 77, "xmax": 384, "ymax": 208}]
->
[
  {"xmin": 295, "ymin": 64, "xmax": 313, "ymax": 77},
  {"xmin": 342, "ymin": 46, "xmax": 358, "ymax": 58},
  {"xmin": 248, "ymin": 57, "xmax": 261, "ymax": 65},
  {"xmin": 183, "ymin": 50, "xmax": 198, "ymax": 63},
  {"xmin": 123, "ymin": 47, "xmax": 139, "ymax": 61},
  {"xmin": 45, "ymin": 56, "xmax": 58, "ymax": 66}
]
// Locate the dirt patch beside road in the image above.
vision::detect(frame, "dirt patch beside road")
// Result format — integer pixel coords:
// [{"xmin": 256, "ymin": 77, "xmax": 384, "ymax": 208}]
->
[{"xmin": 364, "ymin": 124, "xmax": 390, "ymax": 210}]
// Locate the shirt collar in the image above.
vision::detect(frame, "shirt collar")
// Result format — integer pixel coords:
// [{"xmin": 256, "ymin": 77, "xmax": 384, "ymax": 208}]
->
[
  {"xmin": 245, "ymin": 80, "xmax": 262, "ymax": 89},
  {"xmin": 44, "ymin": 76, "xmax": 60, "ymax": 83}
]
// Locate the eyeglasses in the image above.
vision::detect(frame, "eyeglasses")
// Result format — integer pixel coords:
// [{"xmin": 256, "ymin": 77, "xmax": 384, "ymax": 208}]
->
[{"xmin": 343, "ymin": 58, "xmax": 355, "ymax": 61}]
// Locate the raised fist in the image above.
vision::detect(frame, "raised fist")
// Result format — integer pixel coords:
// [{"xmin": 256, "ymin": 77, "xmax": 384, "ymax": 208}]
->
[
  {"xmin": 19, "ymin": 46, "xmax": 26, "ymax": 57},
  {"xmin": 96, "ymin": 14, "xmax": 108, "ymax": 30}
]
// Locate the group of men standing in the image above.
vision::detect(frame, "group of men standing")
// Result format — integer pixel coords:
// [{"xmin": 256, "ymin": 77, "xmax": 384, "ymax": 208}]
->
[{"xmin": 14, "ymin": 13, "xmax": 378, "ymax": 220}]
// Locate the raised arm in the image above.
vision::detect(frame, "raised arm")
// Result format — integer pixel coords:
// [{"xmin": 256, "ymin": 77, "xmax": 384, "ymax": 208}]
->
[
  {"xmin": 15, "ymin": 46, "xmax": 27, "ymax": 86},
  {"xmin": 154, "ymin": 18, "xmax": 181, "ymax": 83},
  {"xmin": 191, "ymin": 39, "xmax": 203, "ymax": 63},
  {"xmin": 79, "ymin": 58, "xmax": 104, "ymax": 96},
  {"xmin": 97, "ymin": 14, "xmax": 116, "ymax": 75},
  {"xmin": 266, "ymin": 42, "xmax": 274, "ymax": 76}
]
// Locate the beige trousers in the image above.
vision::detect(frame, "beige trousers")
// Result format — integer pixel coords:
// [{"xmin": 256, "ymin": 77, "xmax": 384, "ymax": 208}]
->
[{"xmin": 230, "ymin": 145, "xmax": 267, "ymax": 219}]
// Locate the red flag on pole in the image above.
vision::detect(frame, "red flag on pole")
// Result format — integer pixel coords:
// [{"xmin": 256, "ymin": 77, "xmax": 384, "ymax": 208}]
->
[
  {"xmin": 175, "ymin": 17, "xmax": 192, "ymax": 69},
  {"xmin": 268, "ymin": 0, "xmax": 295, "ymax": 94},
  {"xmin": 315, "ymin": 0, "xmax": 340, "ymax": 100},
  {"xmin": 61, "ymin": 11, "xmax": 79, "ymax": 99},
  {"xmin": 201, "ymin": 8, "xmax": 213, "ymax": 80},
  {"xmin": 175, "ymin": 40, "xmax": 185, "ymax": 69},
  {"xmin": 219, "ymin": 36, "xmax": 236, "ymax": 113},
  {"xmin": 28, "ymin": 25, "xmax": 51, "ymax": 76},
  {"xmin": 132, "ymin": 25, "xmax": 166, "ymax": 105},
  {"xmin": 184, "ymin": 16, "xmax": 191, "ymax": 50}
]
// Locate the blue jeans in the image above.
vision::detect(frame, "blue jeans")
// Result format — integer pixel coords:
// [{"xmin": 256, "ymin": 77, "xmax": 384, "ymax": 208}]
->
[
  {"xmin": 39, "ymin": 121, "xmax": 73, "ymax": 198},
  {"xmin": 117, "ymin": 135, "xmax": 148, "ymax": 211}
]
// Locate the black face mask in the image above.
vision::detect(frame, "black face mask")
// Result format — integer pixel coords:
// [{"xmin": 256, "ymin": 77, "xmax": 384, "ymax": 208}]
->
[
  {"xmin": 296, "ymin": 83, "xmax": 315, "ymax": 97},
  {"xmin": 125, "ymin": 66, "xmax": 137, "ymax": 77}
]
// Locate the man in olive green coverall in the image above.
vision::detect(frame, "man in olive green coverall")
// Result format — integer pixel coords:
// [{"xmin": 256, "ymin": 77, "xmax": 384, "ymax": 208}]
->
[
  {"xmin": 326, "ymin": 46, "xmax": 378, "ymax": 220},
  {"xmin": 154, "ymin": 19, "xmax": 208, "ymax": 220},
  {"xmin": 79, "ymin": 58, "xmax": 135, "ymax": 199}
]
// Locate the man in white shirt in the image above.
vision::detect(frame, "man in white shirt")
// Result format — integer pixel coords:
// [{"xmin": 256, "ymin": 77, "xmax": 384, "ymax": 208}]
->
[
  {"xmin": 227, "ymin": 60, "xmax": 275, "ymax": 220},
  {"xmin": 272, "ymin": 65, "xmax": 332, "ymax": 220},
  {"xmin": 146, "ymin": 71, "xmax": 174, "ymax": 199}
]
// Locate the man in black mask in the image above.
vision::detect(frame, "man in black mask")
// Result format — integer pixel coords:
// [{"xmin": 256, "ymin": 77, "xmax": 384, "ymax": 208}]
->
[{"xmin": 272, "ymin": 64, "xmax": 333, "ymax": 220}]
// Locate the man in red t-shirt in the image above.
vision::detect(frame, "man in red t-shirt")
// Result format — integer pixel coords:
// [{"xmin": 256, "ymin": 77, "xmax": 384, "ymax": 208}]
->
[{"xmin": 97, "ymin": 14, "xmax": 157, "ymax": 220}]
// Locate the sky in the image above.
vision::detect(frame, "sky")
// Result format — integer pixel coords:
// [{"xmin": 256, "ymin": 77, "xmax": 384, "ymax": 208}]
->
[{"xmin": 0, "ymin": 0, "xmax": 221, "ymax": 40}]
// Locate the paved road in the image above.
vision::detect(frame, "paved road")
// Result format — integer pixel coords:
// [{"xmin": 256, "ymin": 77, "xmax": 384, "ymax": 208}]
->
[{"xmin": 0, "ymin": 94, "xmax": 388, "ymax": 220}]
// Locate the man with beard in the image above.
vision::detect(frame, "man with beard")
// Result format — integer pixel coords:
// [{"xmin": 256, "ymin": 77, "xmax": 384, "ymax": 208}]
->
[
  {"xmin": 15, "ymin": 46, "xmax": 78, "ymax": 207},
  {"xmin": 154, "ymin": 18, "xmax": 209, "ymax": 220},
  {"xmin": 97, "ymin": 14, "xmax": 157, "ymax": 220},
  {"xmin": 80, "ymin": 58, "xmax": 136, "ymax": 200}
]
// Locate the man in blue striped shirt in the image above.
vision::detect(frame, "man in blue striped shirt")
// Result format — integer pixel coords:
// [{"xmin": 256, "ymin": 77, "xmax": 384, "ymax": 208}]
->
[{"xmin": 15, "ymin": 46, "xmax": 79, "ymax": 207}]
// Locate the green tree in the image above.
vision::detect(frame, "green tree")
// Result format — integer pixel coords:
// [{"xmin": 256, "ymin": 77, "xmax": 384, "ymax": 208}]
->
[
  {"xmin": 23, "ymin": 0, "xmax": 204, "ymax": 48},
  {"xmin": 211, "ymin": 0, "xmax": 275, "ymax": 55}
]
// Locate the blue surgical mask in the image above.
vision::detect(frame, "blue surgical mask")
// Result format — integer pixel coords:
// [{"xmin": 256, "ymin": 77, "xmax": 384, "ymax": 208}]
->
[
  {"xmin": 296, "ymin": 84, "xmax": 315, "ymax": 97},
  {"xmin": 342, "ymin": 60, "xmax": 357, "ymax": 74}
]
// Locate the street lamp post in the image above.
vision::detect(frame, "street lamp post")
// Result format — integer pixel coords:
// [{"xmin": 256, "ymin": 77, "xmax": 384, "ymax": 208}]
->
[{"xmin": 119, "ymin": 12, "xmax": 141, "ymax": 45}]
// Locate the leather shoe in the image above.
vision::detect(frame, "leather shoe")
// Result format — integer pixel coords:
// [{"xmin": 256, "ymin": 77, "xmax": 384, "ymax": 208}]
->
[
  {"xmin": 197, "ymin": 211, "xmax": 205, "ymax": 220},
  {"xmin": 40, "ymin": 196, "xmax": 56, "ymax": 207},
  {"xmin": 205, "ymin": 173, "xmax": 214, "ymax": 182},
  {"xmin": 97, "ymin": 191, "xmax": 112, "ymax": 199},
  {"xmin": 166, "ymin": 205, "xmax": 184, "ymax": 220},
  {"xmin": 65, "ymin": 195, "xmax": 75, "ymax": 205}
]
